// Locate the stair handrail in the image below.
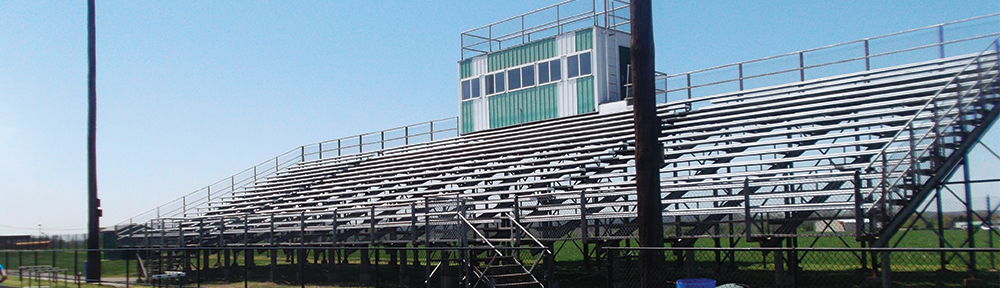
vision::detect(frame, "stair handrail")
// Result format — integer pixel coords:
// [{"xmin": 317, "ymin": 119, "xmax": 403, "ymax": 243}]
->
[
  {"xmin": 463, "ymin": 258, "xmax": 491, "ymax": 288},
  {"xmin": 863, "ymin": 38, "xmax": 999, "ymax": 172},
  {"xmin": 424, "ymin": 261, "xmax": 445, "ymax": 285},
  {"xmin": 862, "ymin": 38, "xmax": 1000, "ymax": 179},
  {"xmin": 503, "ymin": 212, "xmax": 552, "ymax": 255},
  {"xmin": 136, "ymin": 254, "xmax": 148, "ymax": 282},
  {"xmin": 456, "ymin": 213, "xmax": 505, "ymax": 257},
  {"xmin": 862, "ymin": 38, "xmax": 1000, "ymax": 214}
]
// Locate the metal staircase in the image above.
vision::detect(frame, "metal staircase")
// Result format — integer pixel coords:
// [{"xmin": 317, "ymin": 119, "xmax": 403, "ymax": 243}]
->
[
  {"xmin": 460, "ymin": 213, "xmax": 549, "ymax": 288},
  {"xmin": 865, "ymin": 41, "xmax": 1000, "ymax": 245}
]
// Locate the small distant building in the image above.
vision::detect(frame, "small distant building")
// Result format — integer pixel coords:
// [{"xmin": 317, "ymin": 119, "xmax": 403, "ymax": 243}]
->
[
  {"xmin": 953, "ymin": 221, "xmax": 996, "ymax": 230},
  {"xmin": 815, "ymin": 219, "xmax": 869, "ymax": 233}
]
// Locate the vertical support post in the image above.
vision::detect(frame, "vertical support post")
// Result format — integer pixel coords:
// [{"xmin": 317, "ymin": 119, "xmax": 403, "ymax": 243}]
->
[
  {"xmin": 738, "ymin": 63, "xmax": 744, "ymax": 91},
  {"xmin": 963, "ymin": 158, "xmax": 977, "ymax": 276},
  {"xmin": 198, "ymin": 218, "xmax": 204, "ymax": 286},
  {"xmin": 430, "ymin": 122, "xmax": 435, "ymax": 141},
  {"xmin": 381, "ymin": 131, "xmax": 385, "ymax": 150},
  {"xmin": 864, "ymin": 39, "xmax": 871, "ymax": 71},
  {"xmin": 243, "ymin": 214, "xmax": 249, "ymax": 287},
  {"xmin": 269, "ymin": 214, "xmax": 275, "ymax": 283},
  {"xmin": 371, "ymin": 206, "xmax": 377, "ymax": 246},
  {"xmin": 938, "ymin": 25, "xmax": 945, "ymax": 58},
  {"xmin": 301, "ymin": 146, "xmax": 305, "ymax": 162},
  {"xmin": 744, "ymin": 178, "xmax": 752, "ymax": 241},
  {"xmin": 989, "ymin": 195, "xmax": 995, "ymax": 269},
  {"xmin": 299, "ymin": 212, "xmax": 306, "ymax": 288},
  {"xmin": 581, "ymin": 189, "xmax": 590, "ymax": 272},
  {"xmin": 333, "ymin": 209, "xmax": 339, "ymax": 246},
  {"xmin": 221, "ymin": 218, "xmax": 230, "ymax": 282},
  {"xmin": 854, "ymin": 170, "xmax": 864, "ymax": 241},
  {"xmin": 685, "ymin": 73, "xmax": 692, "ymax": 100},
  {"xmin": 881, "ymin": 251, "xmax": 891, "ymax": 288},
  {"xmin": 425, "ymin": 198, "xmax": 432, "ymax": 288},
  {"xmin": 798, "ymin": 52, "xmax": 805, "ymax": 82},
  {"xmin": 86, "ymin": 0, "xmax": 102, "ymax": 282},
  {"xmin": 630, "ymin": 1, "xmax": 665, "ymax": 287},
  {"xmin": 319, "ymin": 142, "xmax": 323, "ymax": 159},
  {"xmin": 937, "ymin": 187, "xmax": 947, "ymax": 271}
]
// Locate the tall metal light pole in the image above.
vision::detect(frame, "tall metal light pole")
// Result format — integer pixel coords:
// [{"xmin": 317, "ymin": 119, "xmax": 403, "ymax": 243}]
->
[
  {"xmin": 87, "ymin": 0, "xmax": 103, "ymax": 282},
  {"xmin": 630, "ymin": 0, "xmax": 666, "ymax": 287}
]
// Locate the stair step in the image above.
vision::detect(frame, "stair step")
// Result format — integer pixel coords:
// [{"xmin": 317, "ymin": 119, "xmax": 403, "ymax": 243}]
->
[
  {"xmin": 488, "ymin": 271, "xmax": 532, "ymax": 278},
  {"xmin": 483, "ymin": 263, "xmax": 524, "ymax": 269},
  {"xmin": 493, "ymin": 281, "xmax": 541, "ymax": 287}
]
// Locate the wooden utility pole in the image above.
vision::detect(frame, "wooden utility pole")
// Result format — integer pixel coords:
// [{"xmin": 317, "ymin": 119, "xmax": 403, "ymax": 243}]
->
[
  {"xmin": 87, "ymin": 0, "xmax": 102, "ymax": 282},
  {"xmin": 630, "ymin": 0, "xmax": 666, "ymax": 287}
]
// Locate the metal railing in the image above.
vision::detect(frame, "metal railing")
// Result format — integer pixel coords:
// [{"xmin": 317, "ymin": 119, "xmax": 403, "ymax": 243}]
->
[
  {"xmin": 605, "ymin": 246, "xmax": 1000, "ymax": 288},
  {"xmin": 116, "ymin": 117, "xmax": 458, "ymax": 228},
  {"xmin": 862, "ymin": 38, "xmax": 1000, "ymax": 237},
  {"xmin": 460, "ymin": 0, "xmax": 631, "ymax": 59},
  {"xmin": 656, "ymin": 13, "xmax": 1000, "ymax": 107}
]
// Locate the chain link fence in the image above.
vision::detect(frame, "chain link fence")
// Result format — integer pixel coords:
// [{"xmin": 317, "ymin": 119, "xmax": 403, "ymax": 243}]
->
[
  {"xmin": 606, "ymin": 247, "xmax": 1000, "ymax": 288},
  {"xmin": 3, "ymin": 245, "xmax": 1000, "ymax": 287}
]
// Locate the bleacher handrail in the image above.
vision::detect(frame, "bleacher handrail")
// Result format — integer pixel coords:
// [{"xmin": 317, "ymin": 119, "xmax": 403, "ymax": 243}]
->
[
  {"xmin": 862, "ymin": 39, "xmax": 1000, "ymax": 172},
  {"xmin": 116, "ymin": 116, "xmax": 458, "ymax": 227},
  {"xmin": 860, "ymin": 38, "xmax": 1000, "ymax": 230},
  {"xmin": 656, "ymin": 13, "xmax": 1000, "ymax": 105}
]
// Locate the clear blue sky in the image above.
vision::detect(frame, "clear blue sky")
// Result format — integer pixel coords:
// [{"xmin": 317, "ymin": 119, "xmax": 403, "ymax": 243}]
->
[{"xmin": 1, "ymin": 1, "xmax": 998, "ymax": 235}]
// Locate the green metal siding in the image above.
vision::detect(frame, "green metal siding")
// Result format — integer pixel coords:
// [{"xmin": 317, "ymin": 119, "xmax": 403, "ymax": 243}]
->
[
  {"xmin": 488, "ymin": 84, "xmax": 558, "ymax": 129},
  {"xmin": 461, "ymin": 101, "xmax": 475, "ymax": 134},
  {"xmin": 576, "ymin": 28, "xmax": 593, "ymax": 52},
  {"xmin": 577, "ymin": 75, "xmax": 595, "ymax": 114},
  {"xmin": 487, "ymin": 38, "xmax": 556, "ymax": 72},
  {"xmin": 460, "ymin": 59, "xmax": 473, "ymax": 79}
]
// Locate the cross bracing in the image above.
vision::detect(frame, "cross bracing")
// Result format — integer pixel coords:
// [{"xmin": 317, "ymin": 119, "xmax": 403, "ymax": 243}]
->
[{"xmin": 118, "ymin": 43, "xmax": 1000, "ymax": 252}]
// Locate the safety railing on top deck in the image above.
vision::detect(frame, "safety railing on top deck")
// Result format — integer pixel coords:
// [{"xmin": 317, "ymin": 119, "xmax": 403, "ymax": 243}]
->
[
  {"xmin": 862, "ymin": 38, "xmax": 1000, "ymax": 239},
  {"xmin": 461, "ymin": 0, "xmax": 631, "ymax": 59},
  {"xmin": 115, "ymin": 117, "xmax": 458, "ymax": 228},
  {"xmin": 654, "ymin": 13, "xmax": 1000, "ymax": 109}
]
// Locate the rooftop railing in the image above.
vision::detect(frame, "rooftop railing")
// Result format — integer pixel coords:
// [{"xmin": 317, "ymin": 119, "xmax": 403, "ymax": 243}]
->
[{"xmin": 460, "ymin": 0, "xmax": 631, "ymax": 59}]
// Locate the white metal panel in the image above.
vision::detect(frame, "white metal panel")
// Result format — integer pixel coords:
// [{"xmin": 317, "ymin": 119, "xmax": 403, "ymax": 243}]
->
[
  {"xmin": 558, "ymin": 78, "xmax": 578, "ymax": 117},
  {"xmin": 474, "ymin": 97, "xmax": 489, "ymax": 131},
  {"xmin": 556, "ymin": 33, "xmax": 574, "ymax": 56},
  {"xmin": 594, "ymin": 27, "xmax": 610, "ymax": 104},
  {"xmin": 472, "ymin": 55, "xmax": 488, "ymax": 76}
]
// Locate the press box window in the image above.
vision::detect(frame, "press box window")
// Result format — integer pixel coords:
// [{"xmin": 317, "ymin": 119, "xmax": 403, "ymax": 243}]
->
[
  {"xmin": 495, "ymin": 73, "xmax": 505, "ymax": 93},
  {"xmin": 485, "ymin": 74, "xmax": 495, "ymax": 95},
  {"xmin": 461, "ymin": 78, "xmax": 480, "ymax": 100},
  {"xmin": 521, "ymin": 65, "xmax": 535, "ymax": 87},
  {"xmin": 485, "ymin": 73, "xmax": 506, "ymax": 95},
  {"xmin": 567, "ymin": 52, "xmax": 592, "ymax": 78},
  {"xmin": 508, "ymin": 68, "xmax": 522, "ymax": 90},
  {"xmin": 538, "ymin": 59, "xmax": 561, "ymax": 85}
]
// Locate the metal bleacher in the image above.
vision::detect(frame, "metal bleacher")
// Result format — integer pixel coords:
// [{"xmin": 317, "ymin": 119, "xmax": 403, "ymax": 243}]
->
[{"xmin": 117, "ymin": 13, "xmax": 1000, "ymax": 262}]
